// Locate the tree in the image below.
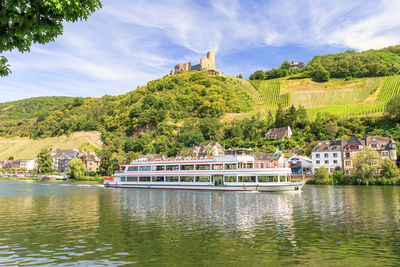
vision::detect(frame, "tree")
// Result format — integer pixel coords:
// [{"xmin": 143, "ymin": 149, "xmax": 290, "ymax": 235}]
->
[
  {"xmin": 275, "ymin": 105, "xmax": 285, "ymax": 127},
  {"xmin": 326, "ymin": 122, "xmax": 338, "ymax": 138},
  {"xmin": 37, "ymin": 148, "xmax": 52, "ymax": 173},
  {"xmin": 67, "ymin": 158, "xmax": 86, "ymax": 179},
  {"xmin": 178, "ymin": 129, "xmax": 205, "ymax": 147},
  {"xmin": 0, "ymin": 0, "xmax": 103, "ymax": 75},
  {"xmin": 380, "ymin": 158, "xmax": 399, "ymax": 178},
  {"xmin": 280, "ymin": 60, "xmax": 291, "ymax": 70},
  {"xmin": 237, "ymin": 74, "xmax": 243, "ymax": 79},
  {"xmin": 352, "ymin": 147, "xmax": 381, "ymax": 179},
  {"xmin": 313, "ymin": 166, "xmax": 331, "ymax": 184},
  {"xmin": 386, "ymin": 95, "xmax": 400, "ymax": 121},
  {"xmin": 310, "ymin": 64, "xmax": 330, "ymax": 82},
  {"xmin": 99, "ymin": 149, "xmax": 120, "ymax": 176},
  {"xmin": 8, "ymin": 156, "xmax": 14, "ymax": 160},
  {"xmin": 253, "ymin": 70, "xmax": 265, "ymax": 80}
]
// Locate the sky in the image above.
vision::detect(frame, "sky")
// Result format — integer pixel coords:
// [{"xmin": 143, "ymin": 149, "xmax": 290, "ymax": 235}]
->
[{"xmin": 2, "ymin": 0, "xmax": 400, "ymax": 102}]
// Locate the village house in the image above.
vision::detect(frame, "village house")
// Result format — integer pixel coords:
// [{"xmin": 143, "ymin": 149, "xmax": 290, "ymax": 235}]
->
[
  {"xmin": 0, "ymin": 159, "xmax": 36, "ymax": 172},
  {"xmin": 290, "ymin": 61, "xmax": 305, "ymax": 69},
  {"xmin": 179, "ymin": 141, "xmax": 225, "ymax": 157},
  {"xmin": 78, "ymin": 151, "xmax": 101, "ymax": 172},
  {"xmin": 50, "ymin": 148, "xmax": 79, "ymax": 173},
  {"xmin": 342, "ymin": 135, "xmax": 397, "ymax": 175},
  {"xmin": 287, "ymin": 154, "xmax": 312, "ymax": 174},
  {"xmin": 312, "ymin": 139, "xmax": 346, "ymax": 174},
  {"xmin": 251, "ymin": 153, "xmax": 285, "ymax": 168},
  {"xmin": 264, "ymin": 126, "xmax": 292, "ymax": 141}
]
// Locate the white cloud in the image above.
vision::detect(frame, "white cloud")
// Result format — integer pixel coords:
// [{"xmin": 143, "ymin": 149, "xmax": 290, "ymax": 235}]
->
[{"xmin": 2, "ymin": 0, "xmax": 400, "ymax": 102}]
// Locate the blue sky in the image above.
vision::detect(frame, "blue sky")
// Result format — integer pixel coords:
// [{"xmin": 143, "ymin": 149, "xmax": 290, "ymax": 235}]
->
[{"xmin": 2, "ymin": 0, "xmax": 400, "ymax": 102}]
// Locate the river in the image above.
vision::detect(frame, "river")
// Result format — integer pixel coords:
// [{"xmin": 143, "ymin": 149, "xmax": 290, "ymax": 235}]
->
[{"xmin": 0, "ymin": 181, "xmax": 399, "ymax": 266}]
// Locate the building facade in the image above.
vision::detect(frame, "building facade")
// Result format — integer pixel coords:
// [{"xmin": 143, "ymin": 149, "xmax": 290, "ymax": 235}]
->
[
  {"xmin": 343, "ymin": 135, "xmax": 397, "ymax": 175},
  {"xmin": 312, "ymin": 140, "xmax": 345, "ymax": 174}
]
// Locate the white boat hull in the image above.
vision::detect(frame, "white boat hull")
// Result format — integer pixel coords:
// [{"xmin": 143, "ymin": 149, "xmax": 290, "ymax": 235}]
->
[{"xmin": 104, "ymin": 181, "xmax": 305, "ymax": 192}]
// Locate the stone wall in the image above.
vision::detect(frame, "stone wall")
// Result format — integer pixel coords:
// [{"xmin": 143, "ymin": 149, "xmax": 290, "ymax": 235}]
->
[{"xmin": 170, "ymin": 51, "xmax": 216, "ymax": 75}]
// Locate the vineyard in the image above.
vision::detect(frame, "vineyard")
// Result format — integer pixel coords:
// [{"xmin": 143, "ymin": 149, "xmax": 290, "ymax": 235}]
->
[
  {"xmin": 376, "ymin": 75, "xmax": 400, "ymax": 102},
  {"xmin": 240, "ymin": 75, "xmax": 400, "ymax": 120}
]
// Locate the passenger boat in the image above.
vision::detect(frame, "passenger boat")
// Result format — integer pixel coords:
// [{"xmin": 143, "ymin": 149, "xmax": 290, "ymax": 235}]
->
[{"xmin": 104, "ymin": 155, "xmax": 305, "ymax": 192}]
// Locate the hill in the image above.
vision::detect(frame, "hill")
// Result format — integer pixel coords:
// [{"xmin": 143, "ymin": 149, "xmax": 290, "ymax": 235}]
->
[
  {"xmin": 0, "ymin": 131, "xmax": 102, "ymax": 160},
  {"xmin": 0, "ymin": 96, "xmax": 76, "ymax": 121}
]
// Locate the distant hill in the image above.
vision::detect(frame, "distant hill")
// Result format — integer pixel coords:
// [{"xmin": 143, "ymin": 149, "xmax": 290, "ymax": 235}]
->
[
  {"xmin": 0, "ymin": 96, "xmax": 76, "ymax": 121},
  {"xmin": 308, "ymin": 45, "xmax": 400, "ymax": 78},
  {"xmin": 0, "ymin": 131, "xmax": 102, "ymax": 160}
]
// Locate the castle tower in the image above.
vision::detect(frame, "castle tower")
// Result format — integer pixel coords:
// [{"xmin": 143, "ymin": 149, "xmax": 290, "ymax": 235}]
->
[{"xmin": 207, "ymin": 51, "xmax": 215, "ymax": 70}]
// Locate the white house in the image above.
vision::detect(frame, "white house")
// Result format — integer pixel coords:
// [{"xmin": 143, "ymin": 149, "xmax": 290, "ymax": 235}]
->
[
  {"xmin": 287, "ymin": 154, "xmax": 312, "ymax": 174},
  {"xmin": 312, "ymin": 140, "xmax": 345, "ymax": 174}
]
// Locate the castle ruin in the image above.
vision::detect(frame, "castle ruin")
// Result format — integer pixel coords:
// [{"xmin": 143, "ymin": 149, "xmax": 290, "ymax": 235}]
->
[{"xmin": 170, "ymin": 51, "xmax": 216, "ymax": 75}]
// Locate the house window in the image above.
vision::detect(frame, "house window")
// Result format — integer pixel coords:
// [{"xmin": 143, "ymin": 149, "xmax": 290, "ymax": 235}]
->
[
  {"xmin": 323, "ymin": 147, "xmax": 328, "ymax": 151},
  {"xmin": 324, "ymin": 153, "xmax": 328, "ymax": 158},
  {"xmin": 371, "ymin": 144, "xmax": 377, "ymax": 148},
  {"xmin": 333, "ymin": 153, "xmax": 337, "ymax": 158},
  {"xmin": 316, "ymin": 154, "xmax": 320, "ymax": 158},
  {"xmin": 346, "ymin": 153, "xmax": 350, "ymax": 158},
  {"xmin": 333, "ymin": 160, "xmax": 338, "ymax": 164},
  {"xmin": 345, "ymin": 161, "xmax": 351, "ymax": 167},
  {"xmin": 316, "ymin": 160, "xmax": 320, "ymax": 164},
  {"xmin": 325, "ymin": 160, "xmax": 329, "ymax": 164},
  {"xmin": 333, "ymin": 147, "xmax": 337, "ymax": 150},
  {"xmin": 315, "ymin": 147, "xmax": 320, "ymax": 151}
]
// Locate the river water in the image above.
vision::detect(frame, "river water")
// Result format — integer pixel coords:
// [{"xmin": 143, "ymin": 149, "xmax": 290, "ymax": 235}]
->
[{"xmin": 0, "ymin": 181, "xmax": 399, "ymax": 266}]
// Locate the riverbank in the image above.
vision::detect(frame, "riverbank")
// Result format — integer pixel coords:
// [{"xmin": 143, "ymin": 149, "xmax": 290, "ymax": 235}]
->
[
  {"xmin": 307, "ymin": 176, "xmax": 400, "ymax": 185},
  {"xmin": 0, "ymin": 176, "xmax": 104, "ymax": 183}
]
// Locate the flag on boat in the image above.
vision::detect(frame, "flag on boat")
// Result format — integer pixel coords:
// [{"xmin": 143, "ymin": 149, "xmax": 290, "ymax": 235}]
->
[
  {"xmin": 297, "ymin": 168, "xmax": 303, "ymax": 173},
  {"xmin": 274, "ymin": 146, "xmax": 281, "ymax": 157}
]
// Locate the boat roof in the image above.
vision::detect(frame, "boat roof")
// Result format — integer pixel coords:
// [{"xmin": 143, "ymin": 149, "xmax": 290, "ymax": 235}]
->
[{"xmin": 125, "ymin": 155, "xmax": 257, "ymax": 166}]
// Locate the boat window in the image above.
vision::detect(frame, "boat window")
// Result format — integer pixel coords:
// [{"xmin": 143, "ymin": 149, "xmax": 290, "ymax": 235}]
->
[
  {"xmin": 166, "ymin": 165, "xmax": 179, "ymax": 171},
  {"xmin": 127, "ymin": 176, "xmax": 138, "ymax": 182},
  {"xmin": 181, "ymin": 165, "xmax": 194, "ymax": 170},
  {"xmin": 127, "ymin": 166, "xmax": 138, "ymax": 172},
  {"xmin": 224, "ymin": 176, "xmax": 236, "ymax": 182},
  {"xmin": 196, "ymin": 164, "xmax": 210, "ymax": 170},
  {"xmin": 254, "ymin": 162, "xmax": 261, "ymax": 169},
  {"xmin": 238, "ymin": 163, "xmax": 245, "ymax": 169},
  {"xmin": 155, "ymin": 165, "xmax": 165, "ymax": 171},
  {"xmin": 212, "ymin": 164, "xmax": 223, "ymax": 170},
  {"xmin": 139, "ymin": 166, "xmax": 151, "ymax": 172},
  {"xmin": 180, "ymin": 176, "xmax": 194, "ymax": 182},
  {"xmin": 195, "ymin": 176, "xmax": 210, "ymax": 182},
  {"xmin": 258, "ymin": 176, "xmax": 269, "ymax": 182},
  {"xmin": 238, "ymin": 176, "xmax": 256, "ymax": 182},
  {"xmin": 120, "ymin": 177, "xmax": 126, "ymax": 182},
  {"xmin": 224, "ymin": 163, "xmax": 237, "ymax": 170},
  {"xmin": 153, "ymin": 176, "xmax": 164, "ymax": 182},
  {"xmin": 166, "ymin": 176, "xmax": 179, "ymax": 182},
  {"xmin": 246, "ymin": 163, "xmax": 253, "ymax": 169},
  {"xmin": 139, "ymin": 176, "xmax": 151, "ymax": 182}
]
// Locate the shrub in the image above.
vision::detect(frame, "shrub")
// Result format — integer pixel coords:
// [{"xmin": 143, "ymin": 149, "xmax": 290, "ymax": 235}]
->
[
  {"xmin": 310, "ymin": 64, "xmax": 330, "ymax": 82},
  {"xmin": 313, "ymin": 166, "xmax": 331, "ymax": 184}
]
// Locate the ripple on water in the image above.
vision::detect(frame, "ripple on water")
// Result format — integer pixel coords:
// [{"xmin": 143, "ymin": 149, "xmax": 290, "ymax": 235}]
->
[{"xmin": 0, "ymin": 182, "xmax": 399, "ymax": 265}]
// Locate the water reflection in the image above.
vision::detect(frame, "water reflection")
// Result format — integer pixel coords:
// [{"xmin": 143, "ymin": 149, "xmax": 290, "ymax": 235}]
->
[{"xmin": 0, "ymin": 181, "xmax": 399, "ymax": 265}]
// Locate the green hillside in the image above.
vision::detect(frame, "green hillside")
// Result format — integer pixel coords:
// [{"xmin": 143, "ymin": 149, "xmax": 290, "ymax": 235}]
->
[
  {"xmin": 0, "ymin": 96, "xmax": 76, "ymax": 121},
  {"xmin": 0, "ymin": 132, "xmax": 102, "ymax": 160},
  {"xmin": 239, "ymin": 75, "xmax": 400, "ymax": 119}
]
